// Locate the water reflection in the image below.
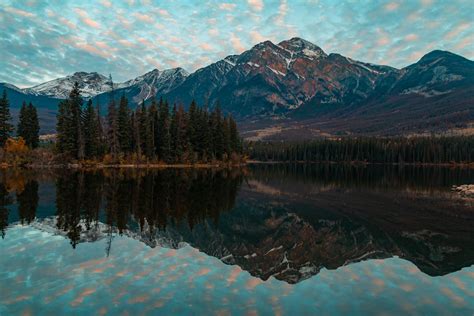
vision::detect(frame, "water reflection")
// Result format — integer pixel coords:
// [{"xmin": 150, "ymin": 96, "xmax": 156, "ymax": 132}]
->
[{"xmin": 0, "ymin": 165, "xmax": 473, "ymax": 284}]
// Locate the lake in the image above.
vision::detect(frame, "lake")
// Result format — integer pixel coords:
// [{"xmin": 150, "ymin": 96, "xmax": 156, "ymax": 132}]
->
[{"xmin": 1, "ymin": 165, "xmax": 473, "ymax": 315}]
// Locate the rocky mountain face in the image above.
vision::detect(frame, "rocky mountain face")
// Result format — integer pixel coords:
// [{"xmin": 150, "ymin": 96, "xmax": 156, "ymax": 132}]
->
[
  {"xmin": 1, "ymin": 37, "xmax": 472, "ymax": 136},
  {"xmin": 166, "ymin": 38, "xmax": 396, "ymax": 117}
]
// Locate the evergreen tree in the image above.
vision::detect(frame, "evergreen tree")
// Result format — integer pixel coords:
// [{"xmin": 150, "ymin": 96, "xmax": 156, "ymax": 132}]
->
[
  {"xmin": 16, "ymin": 102, "xmax": 28, "ymax": 142},
  {"xmin": 107, "ymin": 76, "xmax": 119, "ymax": 158},
  {"xmin": 229, "ymin": 116, "xmax": 240, "ymax": 153},
  {"xmin": 56, "ymin": 83, "xmax": 83, "ymax": 158},
  {"xmin": 0, "ymin": 90, "xmax": 13, "ymax": 147},
  {"xmin": 157, "ymin": 98, "xmax": 171, "ymax": 162},
  {"xmin": 187, "ymin": 100, "xmax": 198, "ymax": 155},
  {"xmin": 83, "ymin": 99, "xmax": 100, "ymax": 158},
  {"xmin": 27, "ymin": 102, "xmax": 40, "ymax": 149},
  {"xmin": 18, "ymin": 101, "xmax": 39, "ymax": 149},
  {"xmin": 70, "ymin": 83, "xmax": 84, "ymax": 159},
  {"xmin": 148, "ymin": 98, "xmax": 158, "ymax": 157},
  {"xmin": 210, "ymin": 103, "xmax": 225, "ymax": 159},
  {"xmin": 117, "ymin": 94, "xmax": 131, "ymax": 153},
  {"xmin": 222, "ymin": 116, "xmax": 231, "ymax": 156}
]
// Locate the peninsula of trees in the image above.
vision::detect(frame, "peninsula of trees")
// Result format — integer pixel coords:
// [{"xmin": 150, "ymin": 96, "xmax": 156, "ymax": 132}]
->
[{"xmin": 57, "ymin": 83, "xmax": 243, "ymax": 165}]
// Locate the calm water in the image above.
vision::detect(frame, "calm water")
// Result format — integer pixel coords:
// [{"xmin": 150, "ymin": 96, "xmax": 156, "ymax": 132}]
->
[{"xmin": 0, "ymin": 165, "xmax": 473, "ymax": 315}]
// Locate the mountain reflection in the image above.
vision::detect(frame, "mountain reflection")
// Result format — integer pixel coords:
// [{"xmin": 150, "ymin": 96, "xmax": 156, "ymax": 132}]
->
[{"xmin": 0, "ymin": 165, "xmax": 473, "ymax": 284}]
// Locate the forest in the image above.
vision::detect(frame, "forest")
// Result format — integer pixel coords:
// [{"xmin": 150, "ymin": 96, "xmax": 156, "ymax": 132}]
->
[
  {"xmin": 0, "ymin": 84, "xmax": 243, "ymax": 166},
  {"xmin": 247, "ymin": 137, "xmax": 474, "ymax": 164}
]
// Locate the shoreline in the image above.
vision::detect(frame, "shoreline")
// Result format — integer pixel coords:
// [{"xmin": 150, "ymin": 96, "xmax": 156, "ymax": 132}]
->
[
  {"xmin": 0, "ymin": 162, "xmax": 247, "ymax": 169},
  {"xmin": 245, "ymin": 160, "xmax": 474, "ymax": 168}
]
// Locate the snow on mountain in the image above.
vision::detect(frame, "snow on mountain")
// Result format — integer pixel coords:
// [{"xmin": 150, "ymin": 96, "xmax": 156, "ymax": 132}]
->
[
  {"xmin": 22, "ymin": 68, "xmax": 189, "ymax": 101},
  {"xmin": 112, "ymin": 67, "xmax": 189, "ymax": 103},
  {"xmin": 24, "ymin": 72, "xmax": 112, "ymax": 99}
]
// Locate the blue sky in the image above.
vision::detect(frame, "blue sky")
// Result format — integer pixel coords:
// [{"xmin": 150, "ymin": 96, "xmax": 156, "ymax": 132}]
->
[{"xmin": 0, "ymin": 0, "xmax": 472, "ymax": 87}]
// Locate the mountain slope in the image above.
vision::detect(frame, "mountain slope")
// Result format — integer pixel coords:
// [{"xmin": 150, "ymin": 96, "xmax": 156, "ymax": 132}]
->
[{"xmin": 94, "ymin": 67, "xmax": 189, "ymax": 106}]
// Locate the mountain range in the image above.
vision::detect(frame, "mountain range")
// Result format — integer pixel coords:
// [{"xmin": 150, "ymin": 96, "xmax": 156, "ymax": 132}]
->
[{"xmin": 1, "ymin": 37, "xmax": 473, "ymax": 138}]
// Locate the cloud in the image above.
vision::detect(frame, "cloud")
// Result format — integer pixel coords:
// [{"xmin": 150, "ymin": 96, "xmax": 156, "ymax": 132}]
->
[
  {"xmin": 4, "ymin": 6, "xmax": 36, "ymax": 18},
  {"xmin": 208, "ymin": 28, "xmax": 219, "ymax": 36},
  {"xmin": 133, "ymin": 12, "xmax": 154, "ymax": 23},
  {"xmin": 275, "ymin": 0, "xmax": 288, "ymax": 25},
  {"xmin": 384, "ymin": 2, "xmax": 400, "ymax": 11},
  {"xmin": 74, "ymin": 8, "xmax": 101, "ymax": 29},
  {"xmin": 404, "ymin": 33, "xmax": 418, "ymax": 41},
  {"xmin": 230, "ymin": 33, "xmax": 246, "ymax": 52},
  {"xmin": 1, "ymin": 0, "xmax": 473, "ymax": 88},
  {"xmin": 101, "ymin": 0, "xmax": 112, "ymax": 8},
  {"xmin": 248, "ymin": 0, "xmax": 264, "ymax": 11},
  {"xmin": 199, "ymin": 43, "xmax": 214, "ymax": 51},
  {"xmin": 250, "ymin": 30, "xmax": 265, "ymax": 43},
  {"xmin": 444, "ymin": 22, "xmax": 471, "ymax": 40},
  {"xmin": 219, "ymin": 3, "xmax": 237, "ymax": 11}
]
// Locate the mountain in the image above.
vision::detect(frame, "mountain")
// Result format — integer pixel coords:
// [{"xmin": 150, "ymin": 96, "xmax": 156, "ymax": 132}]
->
[
  {"xmin": 23, "ymin": 72, "xmax": 112, "ymax": 99},
  {"xmin": 93, "ymin": 67, "xmax": 189, "ymax": 106},
  {"xmin": 0, "ymin": 83, "xmax": 62, "ymax": 133},
  {"xmin": 2, "ymin": 37, "xmax": 473, "ymax": 137},
  {"xmin": 165, "ymin": 38, "xmax": 396, "ymax": 117}
]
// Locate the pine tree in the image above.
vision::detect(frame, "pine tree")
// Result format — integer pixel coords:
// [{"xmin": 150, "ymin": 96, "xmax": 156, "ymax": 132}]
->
[
  {"xmin": 56, "ymin": 83, "xmax": 83, "ymax": 158},
  {"xmin": 187, "ymin": 100, "xmax": 198, "ymax": 155},
  {"xmin": 117, "ymin": 94, "xmax": 131, "ymax": 153},
  {"xmin": 107, "ymin": 75, "xmax": 119, "ymax": 158},
  {"xmin": 83, "ymin": 99, "xmax": 100, "ymax": 158},
  {"xmin": 157, "ymin": 98, "xmax": 171, "ymax": 162},
  {"xmin": 229, "ymin": 115, "xmax": 240, "ymax": 153},
  {"xmin": 70, "ymin": 83, "xmax": 84, "ymax": 159},
  {"xmin": 131, "ymin": 111, "xmax": 142, "ymax": 158},
  {"xmin": 0, "ymin": 90, "xmax": 13, "ymax": 147},
  {"xmin": 148, "ymin": 98, "xmax": 158, "ymax": 157},
  {"xmin": 26, "ymin": 102, "xmax": 39, "ymax": 149},
  {"xmin": 17, "ymin": 102, "xmax": 28, "ymax": 142},
  {"xmin": 56, "ymin": 100, "xmax": 69, "ymax": 154},
  {"xmin": 210, "ymin": 102, "xmax": 224, "ymax": 159},
  {"xmin": 18, "ymin": 102, "xmax": 39, "ymax": 149},
  {"xmin": 222, "ymin": 116, "xmax": 231, "ymax": 157}
]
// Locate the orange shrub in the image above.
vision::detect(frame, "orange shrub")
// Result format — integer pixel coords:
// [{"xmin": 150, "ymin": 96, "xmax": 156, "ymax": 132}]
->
[{"xmin": 4, "ymin": 137, "xmax": 29, "ymax": 154}]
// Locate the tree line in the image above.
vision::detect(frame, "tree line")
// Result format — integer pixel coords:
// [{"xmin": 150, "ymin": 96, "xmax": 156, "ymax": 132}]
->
[
  {"xmin": 0, "ymin": 90, "xmax": 39, "ymax": 149},
  {"xmin": 247, "ymin": 137, "xmax": 473, "ymax": 164},
  {"xmin": 56, "ymin": 82, "xmax": 242, "ymax": 163}
]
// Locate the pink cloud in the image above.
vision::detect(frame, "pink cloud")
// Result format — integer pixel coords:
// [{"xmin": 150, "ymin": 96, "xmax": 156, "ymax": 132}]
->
[
  {"xmin": 208, "ymin": 28, "xmax": 219, "ymax": 37},
  {"xmin": 83, "ymin": 17, "xmax": 101, "ymax": 29},
  {"xmin": 384, "ymin": 2, "xmax": 400, "ymax": 11},
  {"xmin": 101, "ymin": 0, "xmax": 112, "ymax": 7},
  {"xmin": 76, "ymin": 43, "xmax": 112, "ymax": 59},
  {"xmin": 248, "ymin": 0, "xmax": 264, "ymax": 11},
  {"xmin": 444, "ymin": 22, "xmax": 471, "ymax": 40},
  {"xmin": 74, "ymin": 8, "xmax": 101, "ymax": 29},
  {"xmin": 404, "ymin": 33, "xmax": 418, "ymax": 41},
  {"xmin": 250, "ymin": 30, "xmax": 265, "ymax": 43},
  {"xmin": 4, "ymin": 6, "xmax": 36, "ymax": 18},
  {"xmin": 199, "ymin": 43, "xmax": 214, "ymax": 51},
  {"xmin": 133, "ymin": 12, "xmax": 154, "ymax": 23},
  {"xmin": 230, "ymin": 33, "xmax": 246, "ymax": 52},
  {"xmin": 219, "ymin": 3, "xmax": 237, "ymax": 11}
]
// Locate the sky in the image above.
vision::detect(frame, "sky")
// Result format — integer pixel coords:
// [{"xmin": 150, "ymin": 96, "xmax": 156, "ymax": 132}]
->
[{"xmin": 0, "ymin": 0, "xmax": 473, "ymax": 88}]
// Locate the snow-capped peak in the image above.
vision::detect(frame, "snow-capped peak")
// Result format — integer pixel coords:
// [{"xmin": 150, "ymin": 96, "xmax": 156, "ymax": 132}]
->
[
  {"xmin": 22, "ymin": 68, "xmax": 189, "ymax": 100},
  {"xmin": 278, "ymin": 37, "xmax": 327, "ymax": 59},
  {"xmin": 24, "ymin": 72, "xmax": 112, "ymax": 99}
]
